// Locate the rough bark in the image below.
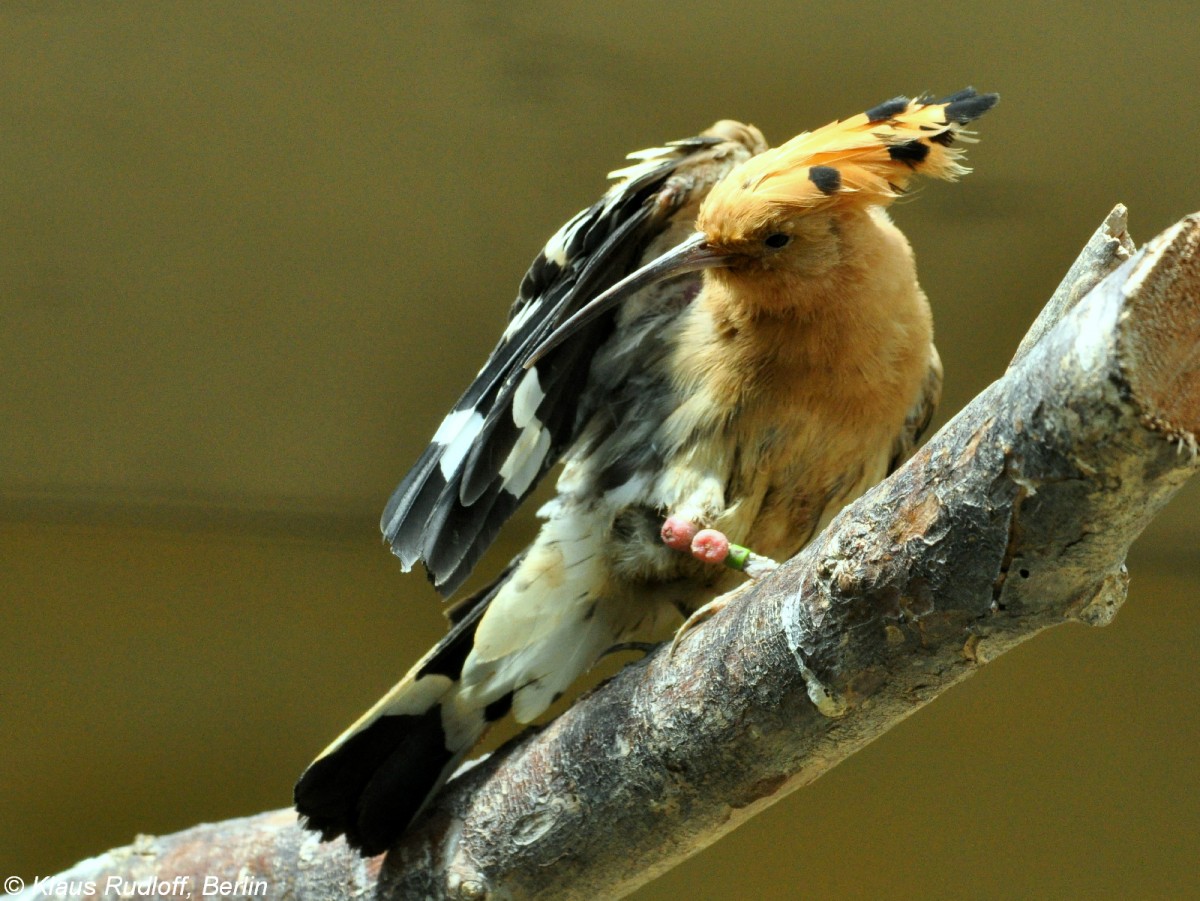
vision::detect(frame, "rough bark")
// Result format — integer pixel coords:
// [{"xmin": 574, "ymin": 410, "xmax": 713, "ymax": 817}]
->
[{"xmin": 21, "ymin": 206, "xmax": 1200, "ymax": 901}]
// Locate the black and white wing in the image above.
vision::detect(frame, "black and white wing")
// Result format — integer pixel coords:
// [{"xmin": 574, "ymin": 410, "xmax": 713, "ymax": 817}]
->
[{"xmin": 382, "ymin": 126, "xmax": 763, "ymax": 596}]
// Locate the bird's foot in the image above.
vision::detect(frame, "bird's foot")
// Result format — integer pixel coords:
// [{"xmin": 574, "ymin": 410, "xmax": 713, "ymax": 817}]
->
[{"xmin": 660, "ymin": 516, "xmax": 779, "ymax": 577}]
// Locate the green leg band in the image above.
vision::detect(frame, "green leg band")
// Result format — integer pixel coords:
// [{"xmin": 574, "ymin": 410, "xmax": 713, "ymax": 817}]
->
[{"xmin": 725, "ymin": 543, "xmax": 751, "ymax": 571}]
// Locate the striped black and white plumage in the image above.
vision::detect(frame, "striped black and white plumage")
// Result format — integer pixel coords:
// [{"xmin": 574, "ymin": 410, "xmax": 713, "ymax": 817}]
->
[
  {"xmin": 378, "ymin": 124, "xmax": 767, "ymax": 597},
  {"xmin": 295, "ymin": 120, "xmax": 770, "ymax": 854},
  {"xmin": 295, "ymin": 91, "xmax": 996, "ymax": 856}
]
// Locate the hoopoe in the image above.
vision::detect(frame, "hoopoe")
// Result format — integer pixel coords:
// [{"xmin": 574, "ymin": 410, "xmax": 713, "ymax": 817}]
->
[{"xmin": 295, "ymin": 89, "xmax": 998, "ymax": 855}]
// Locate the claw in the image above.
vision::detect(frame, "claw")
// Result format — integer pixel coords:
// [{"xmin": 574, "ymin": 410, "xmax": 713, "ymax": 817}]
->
[{"xmin": 668, "ymin": 596, "xmax": 730, "ymax": 657}]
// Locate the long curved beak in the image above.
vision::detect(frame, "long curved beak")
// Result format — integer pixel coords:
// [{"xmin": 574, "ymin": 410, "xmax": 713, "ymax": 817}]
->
[{"xmin": 524, "ymin": 232, "xmax": 731, "ymax": 368}]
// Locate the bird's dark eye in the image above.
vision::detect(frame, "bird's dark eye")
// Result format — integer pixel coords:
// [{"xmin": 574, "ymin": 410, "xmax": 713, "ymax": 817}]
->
[{"xmin": 764, "ymin": 232, "xmax": 791, "ymax": 249}]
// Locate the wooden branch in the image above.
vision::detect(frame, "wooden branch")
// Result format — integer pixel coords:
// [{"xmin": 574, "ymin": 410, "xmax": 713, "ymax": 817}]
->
[{"xmin": 22, "ymin": 207, "xmax": 1200, "ymax": 901}]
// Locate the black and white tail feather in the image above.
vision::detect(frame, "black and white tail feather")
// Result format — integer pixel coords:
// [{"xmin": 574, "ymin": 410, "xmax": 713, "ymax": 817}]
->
[
  {"xmin": 295, "ymin": 122, "xmax": 767, "ymax": 855},
  {"xmin": 292, "ymin": 559, "xmax": 517, "ymax": 855}
]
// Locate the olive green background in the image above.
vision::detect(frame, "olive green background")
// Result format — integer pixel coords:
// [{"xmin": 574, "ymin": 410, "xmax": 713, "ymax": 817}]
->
[{"xmin": 3, "ymin": 3, "xmax": 1198, "ymax": 898}]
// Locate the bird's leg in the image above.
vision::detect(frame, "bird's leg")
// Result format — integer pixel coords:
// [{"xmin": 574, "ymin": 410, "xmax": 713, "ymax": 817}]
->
[
  {"xmin": 661, "ymin": 515, "xmax": 780, "ymax": 657},
  {"xmin": 660, "ymin": 515, "xmax": 780, "ymax": 577}
]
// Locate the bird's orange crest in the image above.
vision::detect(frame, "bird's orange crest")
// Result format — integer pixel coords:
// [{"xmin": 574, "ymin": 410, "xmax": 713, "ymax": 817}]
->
[{"xmin": 698, "ymin": 89, "xmax": 998, "ymax": 238}]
